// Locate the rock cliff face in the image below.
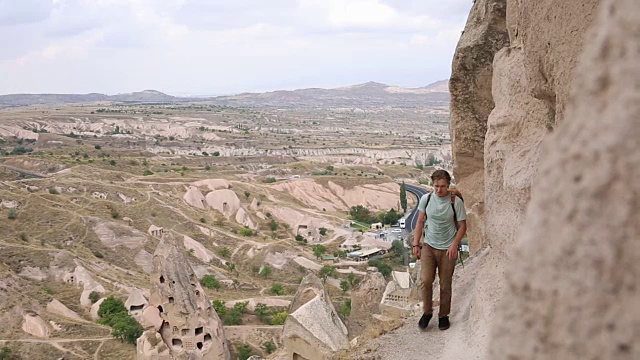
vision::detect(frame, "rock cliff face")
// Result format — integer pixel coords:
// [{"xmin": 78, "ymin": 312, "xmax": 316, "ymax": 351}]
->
[
  {"xmin": 136, "ymin": 234, "xmax": 230, "ymax": 360},
  {"xmin": 449, "ymin": 0, "xmax": 509, "ymax": 252},
  {"xmin": 489, "ymin": 0, "xmax": 640, "ymax": 358},
  {"xmin": 282, "ymin": 274, "xmax": 349, "ymax": 360},
  {"xmin": 451, "ymin": 0, "xmax": 639, "ymax": 358},
  {"xmin": 346, "ymin": 272, "xmax": 387, "ymax": 339}
]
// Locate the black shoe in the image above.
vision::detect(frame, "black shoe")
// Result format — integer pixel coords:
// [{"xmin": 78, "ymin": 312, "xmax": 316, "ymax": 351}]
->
[
  {"xmin": 418, "ymin": 313, "xmax": 432, "ymax": 330},
  {"xmin": 438, "ymin": 316, "xmax": 450, "ymax": 330}
]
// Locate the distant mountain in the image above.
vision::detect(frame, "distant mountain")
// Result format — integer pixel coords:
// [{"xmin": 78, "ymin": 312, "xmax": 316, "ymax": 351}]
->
[
  {"xmin": 0, "ymin": 90, "xmax": 187, "ymax": 107},
  {"xmin": 214, "ymin": 80, "xmax": 450, "ymax": 108},
  {"xmin": 0, "ymin": 80, "xmax": 450, "ymax": 108}
]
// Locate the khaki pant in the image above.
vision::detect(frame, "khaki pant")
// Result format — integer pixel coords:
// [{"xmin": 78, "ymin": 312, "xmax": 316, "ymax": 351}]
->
[{"xmin": 420, "ymin": 244, "xmax": 456, "ymax": 317}]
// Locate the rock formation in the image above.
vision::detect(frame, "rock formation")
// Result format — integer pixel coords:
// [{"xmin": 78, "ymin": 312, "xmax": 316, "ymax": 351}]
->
[
  {"xmin": 282, "ymin": 273, "xmax": 349, "ymax": 360},
  {"xmin": 449, "ymin": 0, "xmax": 509, "ymax": 252},
  {"xmin": 347, "ymin": 271, "xmax": 386, "ymax": 339},
  {"xmin": 488, "ymin": 0, "xmax": 640, "ymax": 358},
  {"xmin": 449, "ymin": 0, "xmax": 640, "ymax": 358},
  {"xmin": 136, "ymin": 234, "xmax": 230, "ymax": 360}
]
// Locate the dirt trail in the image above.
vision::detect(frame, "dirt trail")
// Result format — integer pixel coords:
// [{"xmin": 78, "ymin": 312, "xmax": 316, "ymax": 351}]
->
[{"xmin": 370, "ymin": 248, "xmax": 491, "ymax": 360}]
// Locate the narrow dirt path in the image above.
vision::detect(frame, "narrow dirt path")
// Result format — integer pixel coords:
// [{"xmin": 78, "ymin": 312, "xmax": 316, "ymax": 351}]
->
[{"xmin": 368, "ymin": 248, "xmax": 491, "ymax": 360}]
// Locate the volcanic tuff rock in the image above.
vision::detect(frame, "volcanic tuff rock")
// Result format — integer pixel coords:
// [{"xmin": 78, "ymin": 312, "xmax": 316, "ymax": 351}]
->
[
  {"xmin": 346, "ymin": 271, "xmax": 387, "ymax": 339},
  {"xmin": 449, "ymin": 0, "xmax": 509, "ymax": 252},
  {"xmin": 283, "ymin": 273, "xmax": 349, "ymax": 360},
  {"xmin": 489, "ymin": 0, "xmax": 640, "ymax": 358},
  {"xmin": 136, "ymin": 234, "xmax": 230, "ymax": 360}
]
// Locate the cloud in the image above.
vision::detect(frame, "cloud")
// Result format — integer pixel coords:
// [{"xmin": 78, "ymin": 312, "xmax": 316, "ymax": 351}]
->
[{"xmin": 0, "ymin": 0, "xmax": 473, "ymax": 94}]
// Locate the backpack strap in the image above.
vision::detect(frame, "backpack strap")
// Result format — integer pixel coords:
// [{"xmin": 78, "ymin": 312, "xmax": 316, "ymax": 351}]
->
[{"xmin": 451, "ymin": 194, "xmax": 465, "ymax": 268}]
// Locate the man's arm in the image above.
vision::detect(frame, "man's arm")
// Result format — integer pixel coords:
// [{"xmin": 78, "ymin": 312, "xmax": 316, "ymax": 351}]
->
[
  {"xmin": 446, "ymin": 220, "xmax": 467, "ymax": 260},
  {"xmin": 413, "ymin": 211, "xmax": 426, "ymax": 246}
]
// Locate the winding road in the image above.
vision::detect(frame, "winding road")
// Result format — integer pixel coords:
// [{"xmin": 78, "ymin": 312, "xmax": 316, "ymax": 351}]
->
[{"xmin": 403, "ymin": 184, "xmax": 430, "ymax": 232}]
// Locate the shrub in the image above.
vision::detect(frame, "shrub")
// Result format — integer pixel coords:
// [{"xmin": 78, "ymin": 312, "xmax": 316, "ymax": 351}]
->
[
  {"xmin": 269, "ymin": 311, "xmax": 288, "ymax": 325},
  {"xmin": 239, "ymin": 227, "xmax": 253, "ymax": 237},
  {"xmin": 110, "ymin": 209, "xmax": 120, "ymax": 219},
  {"xmin": 98, "ymin": 297, "xmax": 128, "ymax": 325},
  {"xmin": 205, "ymin": 165, "xmax": 211, "ymax": 170},
  {"xmin": 0, "ymin": 347, "xmax": 12, "ymax": 360},
  {"xmin": 270, "ymin": 284, "xmax": 284, "ymax": 296},
  {"xmin": 48, "ymin": 187, "xmax": 59, "ymax": 194},
  {"xmin": 263, "ymin": 341, "xmax": 276, "ymax": 354},
  {"xmin": 319, "ymin": 227, "xmax": 328, "ymax": 236},
  {"xmin": 268, "ymin": 219, "xmax": 278, "ymax": 231},
  {"xmin": 244, "ymin": 191, "xmax": 250, "ymax": 198},
  {"xmin": 368, "ymin": 259, "xmax": 392, "ymax": 278},
  {"xmin": 263, "ymin": 177, "xmax": 276, "ymax": 183},
  {"xmin": 7, "ymin": 208, "xmax": 17, "ymax": 220},
  {"xmin": 89, "ymin": 291, "xmax": 101, "ymax": 304},
  {"xmin": 340, "ymin": 279, "xmax": 350, "ymax": 293},
  {"xmin": 94, "ymin": 145, "xmax": 101, "ymax": 150},
  {"xmin": 93, "ymin": 250, "xmax": 104, "ymax": 259},
  {"xmin": 109, "ymin": 159, "xmax": 117, "ymax": 166},
  {"xmin": 319, "ymin": 265, "xmax": 337, "ymax": 281},
  {"xmin": 212, "ymin": 151, "xmax": 220, "ymax": 157},
  {"xmin": 339, "ymin": 299, "xmax": 351, "ymax": 318},
  {"xmin": 237, "ymin": 344, "xmax": 253, "ymax": 360},
  {"xmin": 143, "ymin": 170, "xmax": 154, "ymax": 176},
  {"xmin": 218, "ymin": 247, "xmax": 230, "ymax": 257},
  {"xmin": 199, "ymin": 217, "xmax": 206, "ymax": 223},
  {"xmin": 295, "ymin": 234, "xmax": 306, "ymax": 243},
  {"xmin": 200, "ymin": 275, "xmax": 220, "ymax": 290},
  {"xmin": 19, "ymin": 233, "xmax": 28, "ymax": 242},
  {"xmin": 259, "ymin": 266, "xmax": 272, "ymax": 278}
]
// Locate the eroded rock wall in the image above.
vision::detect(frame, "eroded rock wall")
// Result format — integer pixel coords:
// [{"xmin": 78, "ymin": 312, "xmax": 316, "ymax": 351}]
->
[
  {"xmin": 489, "ymin": 0, "xmax": 640, "ymax": 357},
  {"xmin": 449, "ymin": 0, "xmax": 509, "ymax": 252}
]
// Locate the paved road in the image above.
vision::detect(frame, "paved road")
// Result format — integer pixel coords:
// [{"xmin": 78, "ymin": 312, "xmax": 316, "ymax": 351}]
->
[{"xmin": 404, "ymin": 184, "xmax": 430, "ymax": 232}]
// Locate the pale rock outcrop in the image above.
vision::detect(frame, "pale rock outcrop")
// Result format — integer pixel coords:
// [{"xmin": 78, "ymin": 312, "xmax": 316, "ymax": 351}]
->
[
  {"xmin": 136, "ymin": 234, "xmax": 230, "ymax": 360},
  {"xmin": 135, "ymin": 249, "xmax": 154, "ymax": 274},
  {"xmin": 283, "ymin": 274, "xmax": 349, "ymax": 360},
  {"xmin": 235, "ymin": 207, "xmax": 255, "ymax": 229},
  {"xmin": 347, "ymin": 271, "xmax": 387, "ymax": 339},
  {"xmin": 63, "ymin": 265, "xmax": 105, "ymax": 307},
  {"xmin": 47, "ymin": 299, "xmax": 82, "ymax": 320},
  {"xmin": 183, "ymin": 235, "xmax": 215, "ymax": 263},
  {"xmin": 22, "ymin": 312, "xmax": 49, "ymax": 338},
  {"xmin": 191, "ymin": 179, "xmax": 229, "ymax": 191},
  {"xmin": 450, "ymin": 0, "xmax": 509, "ymax": 253},
  {"xmin": 125, "ymin": 288, "xmax": 148, "ymax": 317},
  {"xmin": 90, "ymin": 298, "xmax": 105, "ymax": 320},
  {"xmin": 183, "ymin": 186, "xmax": 206, "ymax": 209},
  {"xmin": 204, "ymin": 189, "xmax": 241, "ymax": 218},
  {"xmin": 92, "ymin": 219, "xmax": 147, "ymax": 250},
  {"xmin": 489, "ymin": 0, "xmax": 640, "ymax": 358}
]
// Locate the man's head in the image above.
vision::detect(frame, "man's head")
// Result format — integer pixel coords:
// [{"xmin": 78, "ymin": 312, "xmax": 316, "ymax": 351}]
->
[{"xmin": 431, "ymin": 170, "xmax": 452, "ymax": 197}]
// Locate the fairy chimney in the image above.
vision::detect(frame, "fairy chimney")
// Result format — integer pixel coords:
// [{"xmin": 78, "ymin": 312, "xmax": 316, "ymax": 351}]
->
[{"xmin": 136, "ymin": 234, "xmax": 230, "ymax": 360}]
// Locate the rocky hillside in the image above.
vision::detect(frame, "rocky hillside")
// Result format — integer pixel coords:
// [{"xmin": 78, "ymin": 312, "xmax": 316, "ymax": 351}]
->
[{"xmin": 445, "ymin": 0, "xmax": 639, "ymax": 359}]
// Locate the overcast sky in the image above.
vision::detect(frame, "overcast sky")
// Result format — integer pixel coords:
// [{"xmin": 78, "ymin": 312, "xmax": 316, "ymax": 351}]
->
[{"xmin": 0, "ymin": 0, "xmax": 472, "ymax": 95}]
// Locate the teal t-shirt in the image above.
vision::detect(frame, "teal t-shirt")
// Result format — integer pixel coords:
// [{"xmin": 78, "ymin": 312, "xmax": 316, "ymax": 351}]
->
[{"xmin": 418, "ymin": 193, "xmax": 467, "ymax": 250}]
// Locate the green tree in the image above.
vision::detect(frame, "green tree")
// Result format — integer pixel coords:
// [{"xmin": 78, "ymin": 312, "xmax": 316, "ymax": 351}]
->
[
  {"xmin": 98, "ymin": 297, "xmax": 128, "ymax": 326},
  {"xmin": 270, "ymin": 283, "xmax": 284, "ymax": 296},
  {"xmin": 0, "ymin": 347, "xmax": 11, "ymax": 360},
  {"xmin": 400, "ymin": 181, "xmax": 407, "ymax": 213},
  {"xmin": 200, "ymin": 275, "xmax": 220, "ymax": 290},
  {"xmin": 212, "ymin": 300, "xmax": 226, "ymax": 317},
  {"xmin": 295, "ymin": 234, "xmax": 307, "ymax": 243},
  {"xmin": 111, "ymin": 314, "xmax": 143, "ymax": 344},
  {"xmin": 391, "ymin": 240, "xmax": 404, "ymax": 257},
  {"xmin": 319, "ymin": 265, "xmax": 337, "ymax": 282},
  {"xmin": 312, "ymin": 244, "xmax": 327, "ymax": 259},
  {"xmin": 212, "ymin": 151, "xmax": 220, "ymax": 156},
  {"xmin": 260, "ymin": 266, "xmax": 272, "ymax": 278},
  {"xmin": 319, "ymin": 227, "xmax": 328, "ymax": 236},
  {"xmin": 263, "ymin": 177, "xmax": 276, "ymax": 183},
  {"xmin": 340, "ymin": 279, "xmax": 350, "ymax": 293},
  {"xmin": 368, "ymin": 259, "xmax": 392, "ymax": 278},
  {"xmin": 383, "ymin": 208, "xmax": 401, "ymax": 225},
  {"xmin": 349, "ymin": 205, "xmax": 375, "ymax": 223},
  {"xmin": 109, "ymin": 159, "xmax": 117, "ymax": 166},
  {"xmin": 244, "ymin": 191, "xmax": 251, "ymax": 198},
  {"xmin": 255, "ymin": 303, "xmax": 269, "ymax": 323}
]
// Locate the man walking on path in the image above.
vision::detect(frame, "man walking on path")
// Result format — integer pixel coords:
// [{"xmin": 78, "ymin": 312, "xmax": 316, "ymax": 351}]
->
[{"xmin": 412, "ymin": 170, "xmax": 467, "ymax": 330}]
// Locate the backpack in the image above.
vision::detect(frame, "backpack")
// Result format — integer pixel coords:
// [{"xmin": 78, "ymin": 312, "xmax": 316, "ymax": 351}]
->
[{"xmin": 423, "ymin": 192, "xmax": 466, "ymax": 266}]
